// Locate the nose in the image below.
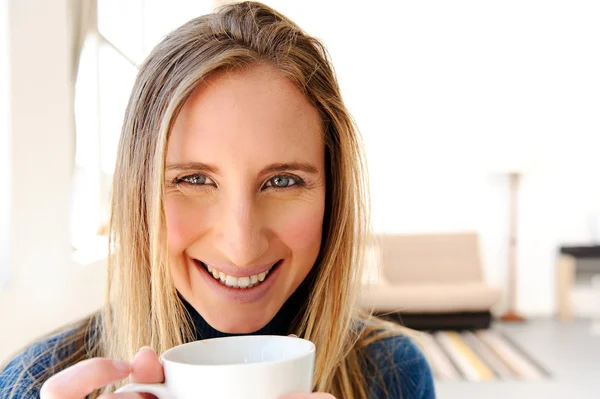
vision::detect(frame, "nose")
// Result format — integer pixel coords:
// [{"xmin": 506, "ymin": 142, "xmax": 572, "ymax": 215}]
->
[{"xmin": 214, "ymin": 196, "xmax": 269, "ymax": 267}]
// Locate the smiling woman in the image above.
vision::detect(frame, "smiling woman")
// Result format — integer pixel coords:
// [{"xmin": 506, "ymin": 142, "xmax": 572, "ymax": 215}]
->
[
  {"xmin": 165, "ymin": 64, "xmax": 326, "ymax": 334},
  {"xmin": 0, "ymin": 2, "xmax": 434, "ymax": 399}
]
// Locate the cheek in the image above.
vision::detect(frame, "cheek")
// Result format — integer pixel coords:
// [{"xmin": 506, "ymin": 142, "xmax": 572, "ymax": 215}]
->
[
  {"xmin": 276, "ymin": 203, "xmax": 325, "ymax": 259},
  {"xmin": 165, "ymin": 197, "xmax": 209, "ymax": 254}
]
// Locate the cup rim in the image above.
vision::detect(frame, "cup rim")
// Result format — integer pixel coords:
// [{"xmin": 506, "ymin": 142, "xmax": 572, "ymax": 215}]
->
[{"xmin": 161, "ymin": 335, "xmax": 315, "ymax": 367}]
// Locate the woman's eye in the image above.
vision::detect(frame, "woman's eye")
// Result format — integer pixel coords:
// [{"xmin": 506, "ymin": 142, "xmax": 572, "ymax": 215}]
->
[
  {"xmin": 265, "ymin": 175, "xmax": 303, "ymax": 189},
  {"xmin": 176, "ymin": 174, "xmax": 213, "ymax": 186}
]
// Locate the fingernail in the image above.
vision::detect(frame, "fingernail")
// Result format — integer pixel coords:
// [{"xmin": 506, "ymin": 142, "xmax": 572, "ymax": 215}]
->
[
  {"xmin": 113, "ymin": 360, "xmax": 131, "ymax": 373},
  {"xmin": 140, "ymin": 346, "xmax": 154, "ymax": 351},
  {"xmin": 289, "ymin": 334, "xmax": 298, "ymax": 338}
]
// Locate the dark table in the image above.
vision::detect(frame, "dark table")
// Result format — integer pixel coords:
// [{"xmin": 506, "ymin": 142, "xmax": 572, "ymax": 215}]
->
[{"xmin": 557, "ymin": 245, "xmax": 600, "ymax": 322}]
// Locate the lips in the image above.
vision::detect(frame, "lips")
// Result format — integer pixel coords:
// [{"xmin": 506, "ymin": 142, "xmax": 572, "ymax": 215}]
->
[{"xmin": 194, "ymin": 259, "xmax": 280, "ymax": 289}]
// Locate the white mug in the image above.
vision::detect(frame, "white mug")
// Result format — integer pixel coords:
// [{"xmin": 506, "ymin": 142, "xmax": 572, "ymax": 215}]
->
[{"xmin": 116, "ymin": 335, "xmax": 315, "ymax": 399}]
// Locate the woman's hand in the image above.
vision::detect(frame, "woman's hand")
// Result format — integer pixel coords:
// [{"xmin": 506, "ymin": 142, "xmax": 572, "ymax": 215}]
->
[
  {"xmin": 40, "ymin": 347, "xmax": 163, "ymax": 399},
  {"xmin": 40, "ymin": 344, "xmax": 332, "ymax": 399}
]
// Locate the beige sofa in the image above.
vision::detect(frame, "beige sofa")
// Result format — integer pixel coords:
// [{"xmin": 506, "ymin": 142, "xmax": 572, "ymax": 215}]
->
[{"xmin": 359, "ymin": 232, "xmax": 501, "ymax": 330}]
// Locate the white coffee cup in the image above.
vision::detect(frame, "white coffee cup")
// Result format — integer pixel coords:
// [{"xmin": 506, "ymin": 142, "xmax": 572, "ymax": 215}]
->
[{"xmin": 116, "ymin": 335, "xmax": 315, "ymax": 399}]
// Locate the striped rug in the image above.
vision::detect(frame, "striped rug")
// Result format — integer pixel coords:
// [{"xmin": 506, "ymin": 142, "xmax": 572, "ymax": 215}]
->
[{"xmin": 419, "ymin": 330, "xmax": 551, "ymax": 381}]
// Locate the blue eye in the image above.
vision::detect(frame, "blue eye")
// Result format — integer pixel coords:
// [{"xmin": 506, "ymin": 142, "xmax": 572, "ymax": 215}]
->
[
  {"xmin": 175, "ymin": 174, "xmax": 213, "ymax": 186},
  {"xmin": 265, "ymin": 175, "xmax": 303, "ymax": 189},
  {"xmin": 172, "ymin": 174, "xmax": 303, "ymax": 190}
]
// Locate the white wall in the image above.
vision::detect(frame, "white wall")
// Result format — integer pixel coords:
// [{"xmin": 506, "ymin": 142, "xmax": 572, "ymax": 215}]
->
[
  {"xmin": 0, "ymin": 0, "xmax": 10, "ymax": 289},
  {"xmin": 266, "ymin": 0, "xmax": 600, "ymax": 316},
  {"xmin": 0, "ymin": 0, "xmax": 105, "ymax": 364}
]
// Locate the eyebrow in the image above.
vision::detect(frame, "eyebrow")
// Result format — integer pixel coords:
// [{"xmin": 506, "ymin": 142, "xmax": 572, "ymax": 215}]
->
[{"xmin": 165, "ymin": 161, "xmax": 319, "ymax": 175}]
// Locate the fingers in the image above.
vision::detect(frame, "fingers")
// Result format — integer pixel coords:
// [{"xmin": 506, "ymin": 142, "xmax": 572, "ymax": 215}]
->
[
  {"xmin": 100, "ymin": 347, "xmax": 163, "ymax": 399},
  {"xmin": 99, "ymin": 393, "xmax": 157, "ymax": 399},
  {"xmin": 129, "ymin": 347, "xmax": 164, "ymax": 384},
  {"xmin": 98, "ymin": 393, "xmax": 148, "ymax": 399},
  {"xmin": 40, "ymin": 358, "xmax": 131, "ymax": 399}
]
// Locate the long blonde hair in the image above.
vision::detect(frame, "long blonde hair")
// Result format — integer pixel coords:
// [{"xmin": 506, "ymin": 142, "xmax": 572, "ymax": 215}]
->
[{"xmin": 6, "ymin": 2, "xmax": 410, "ymax": 398}]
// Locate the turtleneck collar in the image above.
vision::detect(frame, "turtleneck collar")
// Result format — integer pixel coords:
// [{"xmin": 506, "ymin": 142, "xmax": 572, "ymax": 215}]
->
[{"xmin": 180, "ymin": 273, "xmax": 313, "ymax": 340}]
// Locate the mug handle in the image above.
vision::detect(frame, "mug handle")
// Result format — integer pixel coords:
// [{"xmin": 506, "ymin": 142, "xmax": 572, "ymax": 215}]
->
[{"xmin": 115, "ymin": 383, "xmax": 172, "ymax": 399}]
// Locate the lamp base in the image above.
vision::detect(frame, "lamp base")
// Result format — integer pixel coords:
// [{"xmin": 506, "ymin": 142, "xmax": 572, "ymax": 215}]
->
[{"xmin": 499, "ymin": 311, "xmax": 527, "ymax": 322}]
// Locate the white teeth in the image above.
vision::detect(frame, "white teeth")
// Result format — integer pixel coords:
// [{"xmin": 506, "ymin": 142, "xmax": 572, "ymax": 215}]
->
[
  {"xmin": 201, "ymin": 262, "xmax": 276, "ymax": 289},
  {"xmin": 225, "ymin": 275, "xmax": 238, "ymax": 287},
  {"xmin": 238, "ymin": 277, "xmax": 250, "ymax": 288}
]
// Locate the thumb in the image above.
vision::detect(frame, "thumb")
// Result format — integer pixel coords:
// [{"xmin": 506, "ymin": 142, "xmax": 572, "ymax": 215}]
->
[{"xmin": 129, "ymin": 347, "xmax": 164, "ymax": 384}]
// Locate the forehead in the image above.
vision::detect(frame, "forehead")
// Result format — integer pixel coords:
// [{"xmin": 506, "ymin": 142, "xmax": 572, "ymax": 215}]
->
[{"xmin": 167, "ymin": 64, "xmax": 324, "ymax": 167}]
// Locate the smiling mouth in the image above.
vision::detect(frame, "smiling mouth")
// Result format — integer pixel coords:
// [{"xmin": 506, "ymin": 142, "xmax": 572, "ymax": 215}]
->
[{"xmin": 195, "ymin": 260, "xmax": 281, "ymax": 289}]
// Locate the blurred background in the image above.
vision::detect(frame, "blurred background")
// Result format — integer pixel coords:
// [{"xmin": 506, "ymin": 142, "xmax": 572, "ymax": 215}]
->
[{"xmin": 1, "ymin": 0, "xmax": 599, "ymax": 397}]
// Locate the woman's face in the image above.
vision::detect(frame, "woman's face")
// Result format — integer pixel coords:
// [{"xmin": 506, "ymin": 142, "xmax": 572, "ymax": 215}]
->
[{"xmin": 165, "ymin": 63, "xmax": 326, "ymax": 333}]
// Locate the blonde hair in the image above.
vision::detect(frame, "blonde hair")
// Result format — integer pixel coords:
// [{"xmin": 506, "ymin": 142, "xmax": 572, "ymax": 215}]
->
[{"xmin": 5, "ymin": 2, "xmax": 412, "ymax": 398}]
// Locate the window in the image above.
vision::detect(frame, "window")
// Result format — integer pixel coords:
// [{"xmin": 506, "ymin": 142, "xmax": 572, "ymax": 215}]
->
[{"xmin": 71, "ymin": 0, "xmax": 213, "ymax": 264}]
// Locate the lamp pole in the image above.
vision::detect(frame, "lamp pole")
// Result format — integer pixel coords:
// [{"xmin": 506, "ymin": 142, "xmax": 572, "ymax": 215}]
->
[{"xmin": 501, "ymin": 171, "xmax": 526, "ymax": 322}]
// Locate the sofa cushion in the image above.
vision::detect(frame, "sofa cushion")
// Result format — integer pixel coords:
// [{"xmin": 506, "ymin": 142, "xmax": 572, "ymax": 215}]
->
[
  {"xmin": 359, "ymin": 282, "xmax": 501, "ymax": 313},
  {"xmin": 375, "ymin": 232, "xmax": 484, "ymax": 285}
]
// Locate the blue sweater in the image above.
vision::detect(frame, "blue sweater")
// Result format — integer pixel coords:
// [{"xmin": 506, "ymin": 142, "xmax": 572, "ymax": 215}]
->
[
  {"xmin": 1, "ymin": 328, "xmax": 435, "ymax": 399},
  {"xmin": 1, "ymin": 291, "xmax": 435, "ymax": 398}
]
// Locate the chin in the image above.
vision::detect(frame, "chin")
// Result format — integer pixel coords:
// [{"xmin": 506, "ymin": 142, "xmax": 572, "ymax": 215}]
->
[
  {"xmin": 210, "ymin": 315, "xmax": 270, "ymax": 334},
  {"xmin": 171, "ymin": 254, "xmax": 309, "ymax": 335},
  {"xmin": 196, "ymin": 302, "xmax": 279, "ymax": 334}
]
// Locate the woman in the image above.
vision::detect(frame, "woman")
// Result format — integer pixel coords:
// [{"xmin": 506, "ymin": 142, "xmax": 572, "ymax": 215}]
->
[{"xmin": 0, "ymin": 2, "xmax": 435, "ymax": 398}]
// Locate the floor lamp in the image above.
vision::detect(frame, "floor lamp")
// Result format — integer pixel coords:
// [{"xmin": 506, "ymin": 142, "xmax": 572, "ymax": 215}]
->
[{"xmin": 500, "ymin": 171, "xmax": 526, "ymax": 322}]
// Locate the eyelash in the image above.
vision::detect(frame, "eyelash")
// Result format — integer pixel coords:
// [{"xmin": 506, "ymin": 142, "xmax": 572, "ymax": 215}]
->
[{"xmin": 171, "ymin": 173, "xmax": 306, "ymax": 191}]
